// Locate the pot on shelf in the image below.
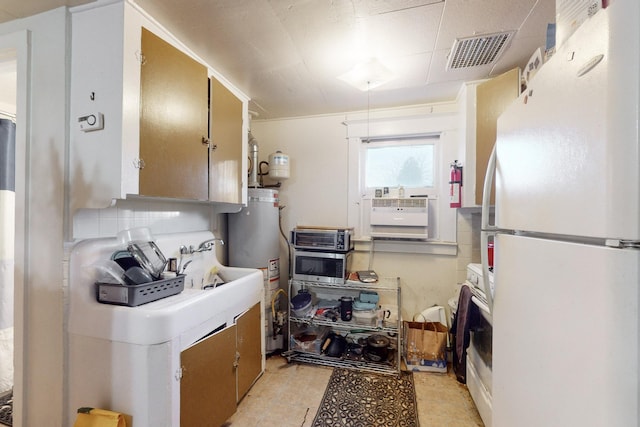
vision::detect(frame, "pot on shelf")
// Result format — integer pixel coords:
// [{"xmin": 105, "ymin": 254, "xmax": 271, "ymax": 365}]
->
[{"xmin": 363, "ymin": 334, "xmax": 390, "ymax": 362}]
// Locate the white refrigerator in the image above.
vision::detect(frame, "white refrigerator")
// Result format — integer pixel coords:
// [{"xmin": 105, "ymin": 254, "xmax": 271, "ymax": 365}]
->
[{"xmin": 480, "ymin": 1, "xmax": 639, "ymax": 426}]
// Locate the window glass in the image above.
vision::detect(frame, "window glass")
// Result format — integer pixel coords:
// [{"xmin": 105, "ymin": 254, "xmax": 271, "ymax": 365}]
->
[{"xmin": 363, "ymin": 138, "xmax": 436, "ymax": 190}]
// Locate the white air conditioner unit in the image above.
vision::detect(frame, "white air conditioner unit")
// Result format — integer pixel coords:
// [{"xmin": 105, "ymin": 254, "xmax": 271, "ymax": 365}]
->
[{"xmin": 369, "ymin": 197, "xmax": 428, "ymax": 239}]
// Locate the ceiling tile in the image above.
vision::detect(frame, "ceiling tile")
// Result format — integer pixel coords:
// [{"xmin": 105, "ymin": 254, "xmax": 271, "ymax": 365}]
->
[
  {"xmin": 435, "ymin": 0, "xmax": 541, "ymax": 51},
  {"xmin": 0, "ymin": 0, "xmax": 555, "ymax": 119}
]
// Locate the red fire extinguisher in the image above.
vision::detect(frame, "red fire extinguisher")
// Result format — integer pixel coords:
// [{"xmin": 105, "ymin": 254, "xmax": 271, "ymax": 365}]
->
[{"xmin": 449, "ymin": 160, "xmax": 463, "ymax": 208}]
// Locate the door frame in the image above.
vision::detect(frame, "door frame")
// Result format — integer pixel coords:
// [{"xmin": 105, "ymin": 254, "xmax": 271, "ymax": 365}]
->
[{"xmin": 0, "ymin": 28, "xmax": 30, "ymax": 427}]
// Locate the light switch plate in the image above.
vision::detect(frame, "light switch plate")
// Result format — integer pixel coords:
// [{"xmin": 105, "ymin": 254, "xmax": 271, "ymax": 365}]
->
[{"xmin": 79, "ymin": 112, "xmax": 104, "ymax": 132}]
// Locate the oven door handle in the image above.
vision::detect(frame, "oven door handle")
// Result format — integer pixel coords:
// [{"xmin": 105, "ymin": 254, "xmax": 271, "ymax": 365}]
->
[{"xmin": 471, "ymin": 296, "xmax": 493, "ymax": 326}]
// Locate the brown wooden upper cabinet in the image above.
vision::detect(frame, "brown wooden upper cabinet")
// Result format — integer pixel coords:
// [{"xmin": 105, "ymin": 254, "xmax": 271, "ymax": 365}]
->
[
  {"xmin": 474, "ymin": 68, "xmax": 521, "ymax": 205},
  {"xmin": 70, "ymin": 4, "xmax": 249, "ymax": 211},
  {"xmin": 209, "ymin": 78, "xmax": 244, "ymax": 204},
  {"xmin": 460, "ymin": 68, "xmax": 520, "ymax": 207},
  {"xmin": 139, "ymin": 27, "xmax": 209, "ymax": 200}
]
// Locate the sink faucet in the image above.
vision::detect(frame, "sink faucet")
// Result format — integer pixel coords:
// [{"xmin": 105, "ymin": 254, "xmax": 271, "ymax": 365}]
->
[
  {"xmin": 192, "ymin": 238, "xmax": 224, "ymax": 253},
  {"xmin": 180, "ymin": 260, "xmax": 193, "ymax": 274},
  {"xmin": 179, "ymin": 239, "xmax": 224, "ymax": 255},
  {"xmin": 176, "ymin": 238, "xmax": 224, "ymax": 273}
]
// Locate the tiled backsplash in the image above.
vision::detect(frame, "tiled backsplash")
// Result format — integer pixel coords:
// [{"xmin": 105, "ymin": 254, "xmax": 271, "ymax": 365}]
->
[
  {"xmin": 72, "ymin": 198, "xmax": 221, "ymax": 241},
  {"xmin": 73, "ymin": 199, "xmax": 484, "ymax": 290},
  {"xmin": 455, "ymin": 209, "xmax": 485, "ymax": 284}
]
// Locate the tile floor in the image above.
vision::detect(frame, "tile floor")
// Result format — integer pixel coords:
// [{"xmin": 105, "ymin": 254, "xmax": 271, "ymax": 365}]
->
[{"xmin": 225, "ymin": 355, "xmax": 484, "ymax": 427}]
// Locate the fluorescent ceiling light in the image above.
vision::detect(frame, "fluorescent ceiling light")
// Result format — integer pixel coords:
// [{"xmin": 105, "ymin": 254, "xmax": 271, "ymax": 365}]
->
[{"xmin": 338, "ymin": 58, "xmax": 395, "ymax": 91}]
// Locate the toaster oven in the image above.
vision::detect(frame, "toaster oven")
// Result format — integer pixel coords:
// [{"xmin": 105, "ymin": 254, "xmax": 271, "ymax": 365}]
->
[{"xmin": 290, "ymin": 227, "xmax": 353, "ymax": 252}]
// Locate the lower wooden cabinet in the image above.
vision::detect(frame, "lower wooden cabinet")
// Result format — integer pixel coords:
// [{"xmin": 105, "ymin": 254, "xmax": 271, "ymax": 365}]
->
[
  {"xmin": 236, "ymin": 303, "xmax": 262, "ymax": 400},
  {"xmin": 180, "ymin": 325, "xmax": 237, "ymax": 426},
  {"xmin": 180, "ymin": 303, "xmax": 262, "ymax": 426}
]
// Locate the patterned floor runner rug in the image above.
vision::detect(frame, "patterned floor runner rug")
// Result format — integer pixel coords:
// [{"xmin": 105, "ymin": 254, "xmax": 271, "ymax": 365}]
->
[
  {"xmin": 0, "ymin": 390, "xmax": 12, "ymax": 427},
  {"xmin": 312, "ymin": 368, "xmax": 419, "ymax": 427}
]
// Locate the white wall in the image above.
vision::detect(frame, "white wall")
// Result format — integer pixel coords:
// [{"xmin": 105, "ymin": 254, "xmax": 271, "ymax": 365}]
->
[
  {"xmin": 0, "ymin": 7, "xmax": 68, "ymax": 426},
  {"xmin": 251, "ymin": 114, "xmax": 350, "ymax": 227},
  {"xmin": 252, "ymin": 108, "xmax": 481, "ymax": 321}
]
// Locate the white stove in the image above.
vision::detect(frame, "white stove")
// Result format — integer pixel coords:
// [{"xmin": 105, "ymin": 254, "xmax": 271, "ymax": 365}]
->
[
  {"xmin": 466, "ymin": 263, "xmax": 494, "ymax": 315},
  {"xmin": 464, "ymin": 263, "xmax": 493, "ymax": 427}
]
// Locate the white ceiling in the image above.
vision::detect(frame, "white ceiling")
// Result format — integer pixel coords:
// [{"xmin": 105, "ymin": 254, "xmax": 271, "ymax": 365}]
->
[{"xmin": 0, "ymin": 0, "xmax": 555, "ymax": 119}]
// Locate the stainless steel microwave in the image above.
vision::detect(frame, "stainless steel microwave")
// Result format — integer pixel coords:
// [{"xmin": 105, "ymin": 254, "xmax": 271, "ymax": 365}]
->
[{"xmin": 292, "ymin": 249, "xmax": 352, "ymax": 284}]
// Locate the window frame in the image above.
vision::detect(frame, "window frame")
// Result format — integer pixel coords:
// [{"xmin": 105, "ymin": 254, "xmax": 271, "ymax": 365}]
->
[{"xmin": 359, "ymin": 135, "xmax": 440, "ymax": 199}]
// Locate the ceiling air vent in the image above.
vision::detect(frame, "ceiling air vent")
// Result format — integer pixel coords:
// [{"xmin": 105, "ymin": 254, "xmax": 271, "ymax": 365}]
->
[{"xmin": 446, "ymin": 31, "xmax": 516, "ymax": 70}]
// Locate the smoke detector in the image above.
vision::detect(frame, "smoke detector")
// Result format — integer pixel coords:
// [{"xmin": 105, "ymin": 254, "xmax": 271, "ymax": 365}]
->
[{"xmin": 446, "ymin": 30, "xmax": 516, "ymax": 70}]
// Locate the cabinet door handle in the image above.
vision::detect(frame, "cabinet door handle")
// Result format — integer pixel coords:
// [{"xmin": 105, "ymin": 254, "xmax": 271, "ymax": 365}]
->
[
  {"xmin": 202, "ymin": 136, "xmax": 217, "ymax": 151},
  {"xmin": 233, "ymin": 351, "xmax": 240, "ymax": 368},
  {"xmin": 133, "ymin": 158, "xmax": 145, "ymax": 170}
]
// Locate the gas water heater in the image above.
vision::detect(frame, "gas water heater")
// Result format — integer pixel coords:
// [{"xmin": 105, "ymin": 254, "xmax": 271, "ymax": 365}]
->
[{"xmin": 228, "ymin": 188, "xmax": 283, "ymax": 352}]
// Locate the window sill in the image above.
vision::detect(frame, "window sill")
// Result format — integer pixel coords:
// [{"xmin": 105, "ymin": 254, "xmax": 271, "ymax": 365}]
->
[{"xmin": 354, "ymin": 237, "xmax": 457, "ymax": 255}]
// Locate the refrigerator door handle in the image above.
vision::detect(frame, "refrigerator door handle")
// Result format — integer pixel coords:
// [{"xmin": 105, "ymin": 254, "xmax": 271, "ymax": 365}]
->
[
  {"xmin": 480, "ymin": 231, "xmax": 494, "ymax": 312},
  {"xmin": 606, "ymin": 239, "xmax": 640, "ymax": 249},
  {"xmin": 480, "ymin": 145, "xmax": 497, "ymax": 312},
  {"xmin": 481, "ymin": 145, "xmax": 497, "ymax": 232}
]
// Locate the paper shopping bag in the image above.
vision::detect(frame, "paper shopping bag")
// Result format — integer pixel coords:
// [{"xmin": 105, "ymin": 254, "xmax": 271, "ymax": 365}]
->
[
  {"xmin": 73, "ymin": 407, "xmax": 127, "ymax": 427},
  {"xmin": 404, "ymin": 321, "xmax": 448, "ymax": 362}
]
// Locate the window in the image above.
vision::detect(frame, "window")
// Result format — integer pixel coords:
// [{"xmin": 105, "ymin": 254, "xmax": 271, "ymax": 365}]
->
[
  {"xmin": 361, "ymin": 136, "xmax": 438, "ymax": 196},
  {"xmin": 345, "ymin": 110, "xmax": 458, "ymax": 249}
]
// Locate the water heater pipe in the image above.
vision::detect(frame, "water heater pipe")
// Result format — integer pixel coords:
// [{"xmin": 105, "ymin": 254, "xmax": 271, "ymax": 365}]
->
[{"xmin": 248, "ymin": 131, "xmax": 260, "ymax": 187}]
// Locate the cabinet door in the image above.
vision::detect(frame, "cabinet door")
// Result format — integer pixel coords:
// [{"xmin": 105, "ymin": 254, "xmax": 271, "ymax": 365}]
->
[
  {"xmin": 235, "ymin": 302, "xmax": 262, "ymax": 401},
  {"xmin": 474, "ymin": 68, "xmax": 520, "ymax": 205},
  {"xmin": 140, "ymin": 27, "xmax": 209, "ymax": 200},
  {"xmin": 181, "ymin": 325, "xmax": 237, "ymax": 427},
  {"xmin": 209, "ymin": 78, "xmax": 243, "ymax": 203}
]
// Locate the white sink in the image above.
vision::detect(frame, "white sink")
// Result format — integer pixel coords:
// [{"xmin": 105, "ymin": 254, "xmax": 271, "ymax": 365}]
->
[
  {"xmin": 68, "ymin": 231, "xmax": 263, "ymax": 346},
  {"xmin": 67, "ymin": 231, "xmax": 266, "ymax": 427}
]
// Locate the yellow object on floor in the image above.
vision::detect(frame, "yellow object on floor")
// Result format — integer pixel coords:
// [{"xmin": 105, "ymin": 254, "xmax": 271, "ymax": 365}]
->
[{"xmin": 73, "ymin": 407, "xmax": 127, "ymax": 427}]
